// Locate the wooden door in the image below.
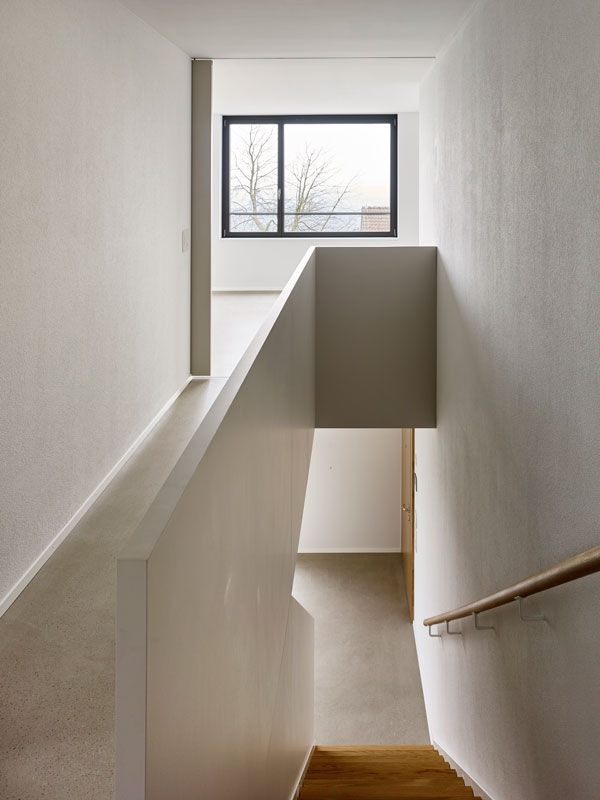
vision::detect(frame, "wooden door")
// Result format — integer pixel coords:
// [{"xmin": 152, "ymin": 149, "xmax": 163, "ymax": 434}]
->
[{"xmin": 401, "ymin": 428, "xmax": 415, "ymax": 620}]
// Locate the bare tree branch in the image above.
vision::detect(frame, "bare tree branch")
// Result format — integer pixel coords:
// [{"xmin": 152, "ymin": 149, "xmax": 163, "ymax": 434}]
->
[{"xmin": 229, "ymin": 126, "xmax": 357, "ymax": 233}]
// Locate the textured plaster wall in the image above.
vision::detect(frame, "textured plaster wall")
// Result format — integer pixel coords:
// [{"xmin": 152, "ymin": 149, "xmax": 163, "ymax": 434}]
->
[
  {"xmin": 415, "ymin": 1, "xmax": 600, "ymax": 799},
  {"xmin": 0, "ymin": 0, "xmax": 191, "ymax": 607}
]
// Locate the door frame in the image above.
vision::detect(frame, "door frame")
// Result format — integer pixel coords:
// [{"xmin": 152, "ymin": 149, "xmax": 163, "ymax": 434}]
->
[{"xmin": 401, "ymin": 428, "xmax": 415, "ymax": 621}]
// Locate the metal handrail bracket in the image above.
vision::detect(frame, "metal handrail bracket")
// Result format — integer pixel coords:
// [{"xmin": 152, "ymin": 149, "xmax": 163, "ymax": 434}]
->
[
  {"xmin": 516, "ymin": 596, "xmax": 546, "ymax": 623},
  {"xmin": 473, "ymin": 611, "xmax": 494, "ymax": 631}
]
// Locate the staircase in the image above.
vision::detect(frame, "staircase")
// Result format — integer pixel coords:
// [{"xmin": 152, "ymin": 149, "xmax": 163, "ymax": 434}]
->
[{"xmin": 297, "ymin": 746, "xmax": 482, "ymax": 799}]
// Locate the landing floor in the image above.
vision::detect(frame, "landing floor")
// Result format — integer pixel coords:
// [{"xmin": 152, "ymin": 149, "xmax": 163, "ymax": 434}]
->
[{"xmin": 293, "ymin": 554, "xmax": 429, "ymax": 745}]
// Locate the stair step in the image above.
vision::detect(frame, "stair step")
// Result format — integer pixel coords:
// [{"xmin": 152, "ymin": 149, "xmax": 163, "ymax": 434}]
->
[
  {"xmin": 305, "ymin": 765, "xmax": 458, "ymax": 776},
  {"xmin": 299, "ymin": 789, "xmax": 476, "ymax": 799},
  {"xmin": 303, "ymin": 771, "xmax": 462, "ymax": 783},
  {"xmin": 312, "ymin": 746, "xmax": 437, "ymax": 755},
  {"xmin": 298, "ymin": 746, "xmax": 481, "ymax": 800},
  {"xmin": 308, "ymin": 759, "xmax": 453, "ymax": 769}
]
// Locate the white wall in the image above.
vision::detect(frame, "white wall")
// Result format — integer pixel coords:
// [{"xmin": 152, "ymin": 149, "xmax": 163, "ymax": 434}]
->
[
  {"xmin": 299, "ymin": 430, "xmax": 402, "ymax": 552},
  {"xmin": 211, "ymin": 59, "xmax": 429, "ymax": 289},
  {"xmin": 0, "ymin": 0, "xmax": 191, "ymax": 612},
  {"xmin": 415, "ymin": 1, "xmax": 600, "ymax": 799}
]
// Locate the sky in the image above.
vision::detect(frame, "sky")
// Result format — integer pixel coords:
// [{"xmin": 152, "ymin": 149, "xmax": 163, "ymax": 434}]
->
[{"xmin": 284, "ymin": 123, "xmax": 391, "ymax": 210}]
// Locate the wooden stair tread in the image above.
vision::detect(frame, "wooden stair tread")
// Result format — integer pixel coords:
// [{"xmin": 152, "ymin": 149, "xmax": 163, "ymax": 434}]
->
[
  {"xmin": 311, "ymin": 758, "xmax": 448, "ymax": 772},
  {"xmin": 303, "ymin": 774, "xmax": 462, "ymax": 784},
  {"xmin": 314, "ymin": 746, "xmax": 436, "ymax": 751},
  {"xmin": 310, "ymin": 753, "xmax": 446, "ymax": 760},
  {"xmin": 299, "ymin": 791, "xmax": 476, "ymax": 799},
  {"xmin": 300, "ymin": 791, "xmax": 475, "ymax": 799},
  {"xmin": 309, "ymin": 757, "xmax": 449, "ymax": 765},
  {"xmin": 298, "ymin": 746, "xmax": 481, "ymax": 800},
  {"xmin": 304, "ymin": 766, "xmax": 458, "ymax": 777},
  {"xmin": 302, "ymin": 761, "xmax": 456, "ymax": 778}
]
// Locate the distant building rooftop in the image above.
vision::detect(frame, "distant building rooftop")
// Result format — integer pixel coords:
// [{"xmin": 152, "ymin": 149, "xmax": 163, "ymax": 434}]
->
[{"xmin": 360, "ymin": 206, "xmax": 390, "ymax": 232}]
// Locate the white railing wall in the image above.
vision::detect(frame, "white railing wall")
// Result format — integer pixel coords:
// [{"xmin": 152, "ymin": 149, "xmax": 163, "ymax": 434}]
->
[{"xmin": 116, "ymin": 249, "xmax": 316, "ymax": 800}]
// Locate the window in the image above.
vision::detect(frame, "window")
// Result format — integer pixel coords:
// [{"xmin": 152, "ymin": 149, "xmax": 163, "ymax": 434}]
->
[{"xmin": 222, "ymin": 115, "xmax": 397, "ymax": 238}]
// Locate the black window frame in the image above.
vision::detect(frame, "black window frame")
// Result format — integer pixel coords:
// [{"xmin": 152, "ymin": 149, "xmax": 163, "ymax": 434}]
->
[{"xmin": 222, "ymin": 114, "xmax": 398, "ymax": 239}]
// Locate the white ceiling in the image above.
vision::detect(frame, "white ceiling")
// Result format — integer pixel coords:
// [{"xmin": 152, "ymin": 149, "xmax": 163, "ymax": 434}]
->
[{"xmin": 120, "ymin": 0, "xmax": 475, "ymax": 58}]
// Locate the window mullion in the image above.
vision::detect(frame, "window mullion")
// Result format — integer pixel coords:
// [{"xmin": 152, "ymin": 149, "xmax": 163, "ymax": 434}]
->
[{"xmin": 277, "ymin": 122, "xmax": 284, "ymax": 235}]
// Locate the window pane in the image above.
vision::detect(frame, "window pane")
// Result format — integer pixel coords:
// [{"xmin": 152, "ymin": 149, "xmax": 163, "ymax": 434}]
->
[
  {"xmin": 229, "ymin": 213, "xmax": 277, "ymax": 233},
  {"xmin": 284, "ymin": 212, "xmax": 390, "ymax": 234},
  {"xmin": 229, "ymin": 123, "xmax": 278, "ymax": 232},
  {"xmin": 283, "ymin": 123, "xmax": 391, "ymax": 233}
]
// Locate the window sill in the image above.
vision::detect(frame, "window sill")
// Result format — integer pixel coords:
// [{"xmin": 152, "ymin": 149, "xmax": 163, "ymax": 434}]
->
[{"xmin": 220, "ymin": 235, "xmax": 399, "ymax": 241}]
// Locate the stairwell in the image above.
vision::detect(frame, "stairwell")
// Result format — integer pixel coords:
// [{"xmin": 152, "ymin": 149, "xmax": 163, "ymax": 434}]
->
[{"xmin": 297, "ymin": 746, "xmax": 482, "ymax": 799}]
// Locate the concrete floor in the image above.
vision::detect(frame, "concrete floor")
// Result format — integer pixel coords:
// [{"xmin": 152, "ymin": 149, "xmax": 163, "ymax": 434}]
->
[{"xmin": 293, "ymin": 554, "xmax": 429, "ymax": 745}]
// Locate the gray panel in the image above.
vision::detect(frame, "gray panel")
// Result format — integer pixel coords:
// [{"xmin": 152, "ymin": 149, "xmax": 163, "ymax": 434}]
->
[
  {"xmin": 315, "ymin": 247, "xmax": 437, "ymax": 428},
  {"xmin": 191, "ymin": 60, "xmax": 212, "ymax": 374}
]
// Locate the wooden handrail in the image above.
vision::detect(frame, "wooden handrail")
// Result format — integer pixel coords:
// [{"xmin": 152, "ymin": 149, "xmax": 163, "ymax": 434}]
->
[{"xmin": 423, "ymin": 544, "xmax": 600, "ymax": 627}]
